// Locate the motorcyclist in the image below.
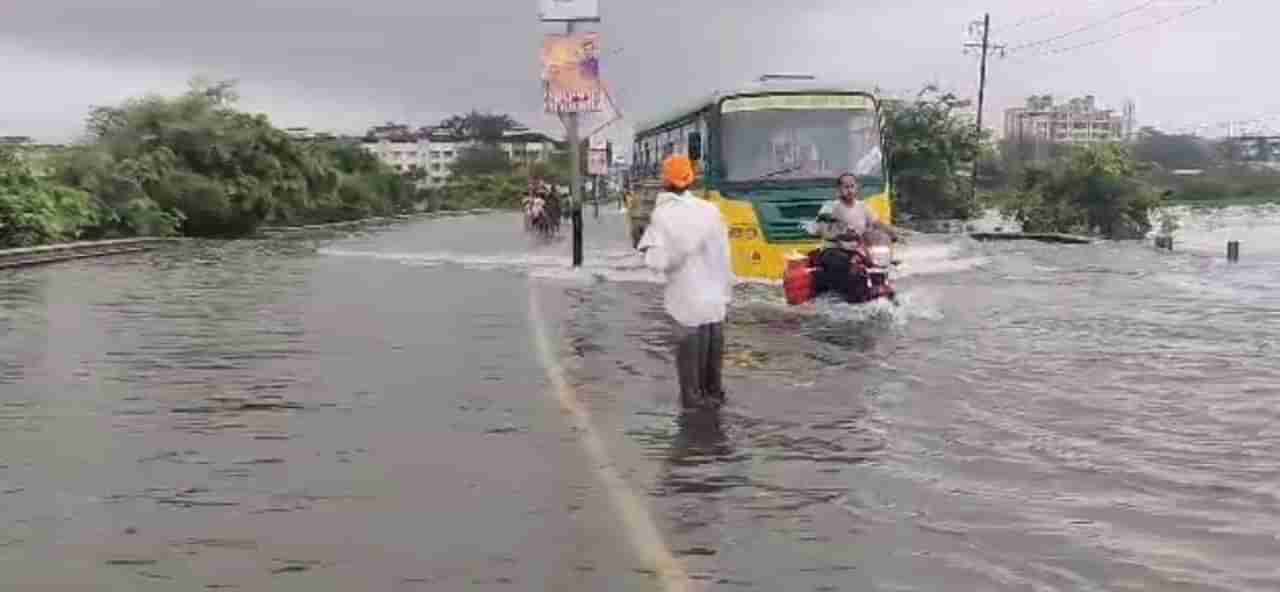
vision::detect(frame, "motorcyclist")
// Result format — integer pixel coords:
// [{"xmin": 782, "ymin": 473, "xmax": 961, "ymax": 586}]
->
[
  {"xmin": 802, "ymin": 172, "xmax": 902, "ymax": 300},
  {"xmin": 523, "ymin": 176, "xmax": 548, "ymax": 230}
]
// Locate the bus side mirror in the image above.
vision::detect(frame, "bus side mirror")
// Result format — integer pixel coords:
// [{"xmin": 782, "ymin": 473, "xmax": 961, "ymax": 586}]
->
[{"xmin": 688, "ymin": 132, "xmax": 703, "ymax": 162}]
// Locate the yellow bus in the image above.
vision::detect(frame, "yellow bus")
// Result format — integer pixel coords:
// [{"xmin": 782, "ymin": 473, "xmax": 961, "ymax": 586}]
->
[{"xmin": 626, "ymin": 76, "xmax": 892, "ymax": 281}]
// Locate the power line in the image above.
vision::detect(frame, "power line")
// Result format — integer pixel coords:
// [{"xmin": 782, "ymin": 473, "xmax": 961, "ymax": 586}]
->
[
  {"xmin": 1008, "ymin": 0, "xmax": 1163, "ymax": 53},
  {"xmin": 994, "ymin": 10, "xmax": 1058, "ymax": 33},
  {"xmin": 993, "ymin": 0, "xmax": 1113, "ymax": 33},
  {"xmin": 1010, "ymin": 0, "xmax": 1222, "ymax": 61}
]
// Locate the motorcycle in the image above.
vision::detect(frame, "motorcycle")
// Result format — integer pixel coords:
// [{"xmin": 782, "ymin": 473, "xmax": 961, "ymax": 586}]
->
[{"xmin": 784, "ymin": 230, "xmax": 897, "ymax": 306}]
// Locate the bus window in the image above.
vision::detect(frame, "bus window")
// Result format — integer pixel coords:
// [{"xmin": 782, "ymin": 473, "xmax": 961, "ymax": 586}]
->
[
  {"xmin": 688, "ymin": 131, "xmax": 703, "ymax": 162},
  {"xmin": 720, "ymin": 108, "xmax": 882, "ymax": 182}
]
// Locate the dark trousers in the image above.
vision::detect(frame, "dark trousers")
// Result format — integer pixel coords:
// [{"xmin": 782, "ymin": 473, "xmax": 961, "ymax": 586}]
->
[
  {"xmin": 673, "ymin": 321, "xmax": 725, "ymax": 410},
  {"xmin": 816, "ymin": 248, "xmax": 868, "ymax": 303}
]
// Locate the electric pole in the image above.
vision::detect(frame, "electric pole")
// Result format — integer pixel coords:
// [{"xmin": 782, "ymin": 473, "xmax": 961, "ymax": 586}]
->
[
  {"xmin": 963, "ymin": 14, "xmax": 1006, "ymax": 204},
  {"xmin": 566, "ymin": 21, "xmax": 584, "ymax": 267}
]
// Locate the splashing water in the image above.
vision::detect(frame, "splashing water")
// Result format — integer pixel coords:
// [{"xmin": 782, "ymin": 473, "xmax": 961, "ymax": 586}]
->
[{"xmin": 321, "ymin": 235, "xmax": 971, "ymax": 327}]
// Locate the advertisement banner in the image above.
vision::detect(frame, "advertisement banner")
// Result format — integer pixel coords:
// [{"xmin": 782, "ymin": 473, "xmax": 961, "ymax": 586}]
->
[
  {"xmin": 538, "ymin": 0, "xmax": 600, "ymax": 22},
  {"xmin": 541, "ymin": 32, "xmax": 603, "ymax": 114}
]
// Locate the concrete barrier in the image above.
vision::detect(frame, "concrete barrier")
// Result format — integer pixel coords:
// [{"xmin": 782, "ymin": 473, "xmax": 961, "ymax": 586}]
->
[
  {"xmin": 0, "ymin": 237, "xmax": 181, "ymax": 270},
  {"xmin": 969, "ymin": 232, "xmax": 1095, "ymax": 244}
]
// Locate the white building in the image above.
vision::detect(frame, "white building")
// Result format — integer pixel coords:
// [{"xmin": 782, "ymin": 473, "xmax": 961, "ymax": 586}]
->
[
  {"xmin": 1003, "ymin": 95, "xmax": 1136, "ymax": 145},
  {"xmin": 361, "ymin": 123, "xmax": 562, "ymax": 187}
]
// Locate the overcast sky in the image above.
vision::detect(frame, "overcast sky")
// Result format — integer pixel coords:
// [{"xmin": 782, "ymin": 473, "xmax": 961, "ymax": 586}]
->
[{"xmin": 0, "ymin": 0, "xmax": 1263, "ymax": 145}]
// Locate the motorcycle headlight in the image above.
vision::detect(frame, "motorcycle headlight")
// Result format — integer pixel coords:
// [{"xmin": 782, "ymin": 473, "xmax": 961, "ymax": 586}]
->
[{"xmin": 868, "ymin": 245, "xmax": 892, "ymax": 267}]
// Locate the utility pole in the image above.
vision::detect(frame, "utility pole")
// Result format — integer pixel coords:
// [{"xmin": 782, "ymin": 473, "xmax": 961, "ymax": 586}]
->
[
  {"xmin": 540, "ymin": 1, "xmax": 601, "ymax": 267},
  {"xmin": 963, "ymin": 14, "xmax": 1006, "ymax": 204},
  {"xmin": 566, "ymin": 21, "xmax": 584, "ymax": 267}
]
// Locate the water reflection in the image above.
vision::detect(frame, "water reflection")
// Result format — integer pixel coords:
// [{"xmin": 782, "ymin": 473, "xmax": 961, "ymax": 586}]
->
[
  {"xmin": 656, "ymin": 408, "xmax": 739, "ymax": 572},
  {"xmin": 664, "ymin": 410, "xmax": 733, "ymax": 472},
  {"xmin": 0, "ymin": 271, "xmax": 49, "ymax": 386}
]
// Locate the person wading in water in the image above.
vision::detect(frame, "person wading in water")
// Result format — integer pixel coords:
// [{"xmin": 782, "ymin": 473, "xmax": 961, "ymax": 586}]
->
[{"xmin": 637, "ymin": 155, "xmax": 735, "ymax": 410}]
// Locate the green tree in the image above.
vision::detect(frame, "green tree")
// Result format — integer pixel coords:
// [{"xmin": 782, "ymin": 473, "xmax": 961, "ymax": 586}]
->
[
  {"xmin": 436, "ymin": 110, "xmax": 525, "ymax": 144},
  {"xmin": 55, "ymin": 78, "xmax": 412, "ymax": 237},
  {"xmin": 882, "ymin": 86, "xmax": 984, "ymax": 220},
  {"xmin": 0, "ymin": 151, "xmax": 102, "ymax": 248}
]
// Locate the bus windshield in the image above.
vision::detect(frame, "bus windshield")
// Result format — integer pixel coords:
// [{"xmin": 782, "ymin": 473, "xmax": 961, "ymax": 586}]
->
[{"xmin": 720, "ymin": 104, "xmax": 882, "ymax": 183}]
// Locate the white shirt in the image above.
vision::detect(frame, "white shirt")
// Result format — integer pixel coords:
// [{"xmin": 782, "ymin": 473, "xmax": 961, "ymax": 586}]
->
[
  {"xmin": 637, "ymin": 191, "xmax": 735, "ymax": 327},
  {"xmin": 803, "ymin": 198, "xmax": 876, "ymax": 250}
]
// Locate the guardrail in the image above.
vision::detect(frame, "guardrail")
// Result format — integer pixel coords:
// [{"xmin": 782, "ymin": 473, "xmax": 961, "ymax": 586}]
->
[{"xmin": 0, "ymin": 237, "xmax": 180, "ymax": 270}]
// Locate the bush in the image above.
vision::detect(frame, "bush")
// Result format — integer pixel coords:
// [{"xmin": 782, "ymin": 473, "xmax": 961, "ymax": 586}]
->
[
  {"xmin": 994, "ymin": 144, "xmax": 1162, "ymax": 238},
  {"xmin": 0, "ymin": 154, "xmax": 101, "ymax": 248},
  {"xmin": 436, "ymin": 174, "xmax": 526, "ymax": 211},
  {"xmin": 50, "ymin": 79, "xmax": 416, "ymax": 240}
]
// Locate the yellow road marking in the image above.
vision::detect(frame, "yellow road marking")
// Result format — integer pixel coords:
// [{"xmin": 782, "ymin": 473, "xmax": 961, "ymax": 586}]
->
[{"xmin": 527, "ymin": 285, "xmax": 694, "ymax": 592}]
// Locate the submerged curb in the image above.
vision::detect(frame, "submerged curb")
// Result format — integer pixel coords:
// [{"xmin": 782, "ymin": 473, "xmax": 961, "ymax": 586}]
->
[
  {"xmin": 0, "ymin": 237, "xmax": 184, "ymax": 270},
  {"xmin": 969, "ymin": 232, "xmax": 1095, "ymax": 244},
  {"xmin": 256, "ymin": 208, "xmax": 505, "ymax": 235}
]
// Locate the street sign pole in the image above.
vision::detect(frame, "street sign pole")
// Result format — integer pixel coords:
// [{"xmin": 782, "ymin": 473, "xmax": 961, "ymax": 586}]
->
[
  {"xmin": 566, "ymin": 19, "xmax": 584, "ymax": 267},
  {"xmin": 540, "ymin": 0, "xmax": 600, "ymax": 268}
]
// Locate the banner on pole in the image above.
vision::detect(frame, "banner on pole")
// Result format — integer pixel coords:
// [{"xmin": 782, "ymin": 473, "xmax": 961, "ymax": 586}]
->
[
  {"xmin": 541, "ymin": 32, "xmax": 603, "ymax": 114},
  {"xmin": 538, "ymin": 0, "xmax": 599, "ymax": 22}
]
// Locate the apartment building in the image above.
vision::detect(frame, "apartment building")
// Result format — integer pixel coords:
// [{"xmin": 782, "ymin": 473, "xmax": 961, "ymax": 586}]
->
[
  {"xmin": 360, "ymin": 122, "xmax": 561, "ymax": 187},
  {"xmin": 1003, "ymin": 95, "xmax": 1136, "ymax": 145}
]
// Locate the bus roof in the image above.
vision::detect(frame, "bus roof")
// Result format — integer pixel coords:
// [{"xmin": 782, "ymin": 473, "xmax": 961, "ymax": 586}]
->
[{"xmin": 634, "ymin": 78, "xmax": 881, "ymax": 136}]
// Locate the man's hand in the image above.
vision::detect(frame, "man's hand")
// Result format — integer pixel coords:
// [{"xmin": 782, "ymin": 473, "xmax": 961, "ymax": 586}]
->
[{"xmin": 835, "ymin": 230, "xmax": 860, "ymax": 243}]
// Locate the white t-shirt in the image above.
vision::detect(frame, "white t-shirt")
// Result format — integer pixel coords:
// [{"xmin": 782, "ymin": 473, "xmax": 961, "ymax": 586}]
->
[
  {"xmin": 803, "ymin": 198, "xmax": 876, "ymax": 250},
  {"xmin": 637, "ymin": 191, "xmax": 735, "ymax": 327}
]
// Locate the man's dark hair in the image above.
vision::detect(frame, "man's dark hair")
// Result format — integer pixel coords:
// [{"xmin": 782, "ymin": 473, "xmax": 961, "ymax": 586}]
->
[{"xmin": 835, "ymin": 172, "xmax": 858, "ymax": 187}]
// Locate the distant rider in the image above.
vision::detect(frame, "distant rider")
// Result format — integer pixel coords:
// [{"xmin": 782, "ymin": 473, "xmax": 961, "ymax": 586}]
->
[{"xmin": 523, "ymin": 177, "xmax": 548, "ymax": 230}]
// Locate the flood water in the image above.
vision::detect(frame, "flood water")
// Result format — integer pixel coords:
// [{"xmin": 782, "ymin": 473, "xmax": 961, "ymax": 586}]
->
[{"xmin": 2, "ymin": 205, "xmax": 1279, "ymax": 591}]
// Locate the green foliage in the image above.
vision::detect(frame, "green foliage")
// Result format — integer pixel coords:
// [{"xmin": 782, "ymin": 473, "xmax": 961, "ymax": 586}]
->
[
  {"xmin": 525, "ymin": 152, "xmax": 571, "ymax": 186},
  {"xmin": 44, "ymin": 78, "xmax": 418, "ymax": 241},
  {"xmin": 993, "ymin": 144, "xmax": 1162, "ymax": 238},
  {"xmin": 451, "ymin": 145, "xmax": 515, "ymax": 177},
  {"xmin": 1146, "ymin": 165, "xmax": 1280, "ymax": 204},
  {"xmin": 1132, "ymin": 127, "xmax": 1215, "ymax": 171},
  {"xmin": 436, "ymin": 110, "xmax": 524, "ymax": 144},
  {"xmin": 882, "ymin": 86, "xmax": 984, "ymax": 220},
  {"xmin": 433, "ymin": 174, "xmax": 527, "ymax": 211},
  {"xmin": 0, "ymin": 153, "xmax": 101, "ymax": 248}
]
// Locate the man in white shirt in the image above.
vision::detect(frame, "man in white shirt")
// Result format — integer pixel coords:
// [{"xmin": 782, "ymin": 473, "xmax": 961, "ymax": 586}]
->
[{"xmin": 637, "ymin": 155, "xmax": 735, "ymax": 410}]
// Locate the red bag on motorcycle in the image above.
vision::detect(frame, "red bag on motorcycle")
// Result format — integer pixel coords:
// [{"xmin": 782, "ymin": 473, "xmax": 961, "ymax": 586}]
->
[{"xmin": 784, "ymin": 254, "xmax": 815, "ymax": 305}]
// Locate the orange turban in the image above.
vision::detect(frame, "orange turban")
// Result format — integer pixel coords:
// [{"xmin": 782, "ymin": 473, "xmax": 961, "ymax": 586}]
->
[{"xmin": 662, "ymin": 155, "xmax": 695, "ymax": 190}]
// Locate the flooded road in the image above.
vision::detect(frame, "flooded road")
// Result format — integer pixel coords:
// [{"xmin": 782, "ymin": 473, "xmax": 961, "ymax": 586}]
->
[{"xmin": 3, "ymin": 205, "xmax": 1279, "ymax": 590}]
